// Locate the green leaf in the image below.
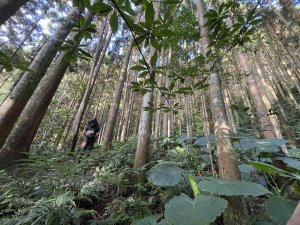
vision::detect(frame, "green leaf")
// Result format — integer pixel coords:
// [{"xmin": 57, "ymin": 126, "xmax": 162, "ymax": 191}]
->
[
  {"xmin": 110, "ymin": 11, "xmax": 119, "ymax": 34},
  {"xmin": 188, "ymin": 175, "xmax": 202, "ymax": 197},
  {"xmin": 139, "ymin": 71, "xmax": 149, "ymax": 78},
  {"xmin": 61, "ymin": 51, "xmax": 77, "ymax": 63},
  {"xmin": 248, "ymin": 161, "xmax": 289, "ymax": 176},
  {"xmin": 119, "ymin": 1, "xmax": 136, "ymax": 16},
  {"xmin": 132, "ymin": 24, "xmax": 146, "ymax": 35},
  {"xmin": 253, "ymin": 221, "xmax": 276, "ymax": 225},
  {"xmin": 83, "ymin": 0, "xmax": 91, "ymax": 9},
  {"xmin": 146, "ymin": 164, "xmax": 186, "ymax": 187},
  {"xmin": 276, "ymin": 157, "xmax": 300, "ymax": 170},
  {"xmin": 150, "ymin": 37, "xmax": 160, "ymax": 49},
  {"xmin": 156, "ymin": 220, "xmax": 172, "ymax": 225},
  {"xmin": 145, "ymin": 1, "xmax": 155, "ymax": 28},
  {"xmin": 164, "ymin": 194, "xmax": 228, "ymax": 225},
  {"xmin": 4, "ymin": 65, "xmax": 13, "ymax": 72},
  {"xmin": 198, "ymin": 178, "xmax": 272, "ymax": 196},
  {"xmin": 134, "ymin": 36, "xmax": 146, "ymax": 46},
  {"xmin": 265, "ymin": 197, "xmax": 297, "ymax": 225},
  {"xmin": 150, "ymin": 52, "xmax": 157, "ymax": 68},
  {"xmin": 131, "ymin": 214, "xmax": 161, "ymax": 225},
  {"xmin": 78, "ymin": 49, "xmax": 92, "ymax": 58},
  {"xmin": 90, "ymin": 2, "xmax": 112, "ymax": 15},
  {"xmin": 155, "ymin": 29, "xmax": 174, "ymax": 38},
  {"xmin": 131, "ymin": 65, "xmax": 147, "ymax": 71}
]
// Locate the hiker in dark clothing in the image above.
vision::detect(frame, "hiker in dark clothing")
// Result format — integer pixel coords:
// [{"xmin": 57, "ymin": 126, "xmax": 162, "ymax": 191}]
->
[{"xmin": 82, "ymin": 118, "xmax": 100, "ymax": 150}]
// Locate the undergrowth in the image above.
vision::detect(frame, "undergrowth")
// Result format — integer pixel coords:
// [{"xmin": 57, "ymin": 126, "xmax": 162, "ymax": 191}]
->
[{"xmin": 0, "ymin": 135, "xmax": 300, "ymax": 225}]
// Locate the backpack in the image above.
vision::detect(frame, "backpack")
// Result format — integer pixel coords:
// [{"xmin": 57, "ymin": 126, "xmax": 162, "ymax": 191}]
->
[{"xmin": 85, "ymin": 130, "xmax": 95, "ymax": 138}]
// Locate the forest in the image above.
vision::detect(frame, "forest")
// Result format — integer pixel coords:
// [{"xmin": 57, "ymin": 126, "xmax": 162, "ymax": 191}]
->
[{"xmin": 0, "ymin": 0, "xmax": 300, "ymax": 224}]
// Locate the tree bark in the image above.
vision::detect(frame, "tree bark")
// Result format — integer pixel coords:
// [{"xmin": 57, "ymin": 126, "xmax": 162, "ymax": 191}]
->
[
  {"xmin": 133, "ymin": 3, "xmax": 160, "ymax": 180},
  {"xmin": 133, "ymin": 90, "xmax": 153, "ymax": 172},
  {"xmin": 196, "ymin": 1, "xmax": 250, "ymax": 224},
  {"xmin": 0, "ymin": 0, "xmax": 30, "ymax": 25},
  {"xmin": 0, "ymin": 10, "xmax": 97, "ymax": 170},
  {"xmin": 0, "ymin": 7, "xmax": 80, "ymax": 148},
  {"xmin": 69, "ymin": 29, "xmax": 112, "ymax": 151},
  {"xmin": 102, "ymin": 38, "xmax": 134, "ymax": 149},
  {"xmin": 238, "ymin": 52, "xmax": 278, "ymax": 139}
]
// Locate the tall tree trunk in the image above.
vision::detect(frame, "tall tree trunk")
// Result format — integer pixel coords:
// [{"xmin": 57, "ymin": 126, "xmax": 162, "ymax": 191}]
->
[
  {"xmin": 0, "ymin": 11, "xmax": 97, "ymax": 170},
  {"xmin": 238, "ymin": 52, "xmax": 278, "ymax": 139},
  {"xmin": 196, "ymin": 1, "xmax": 250, "ymax": 224},
  {"xmin": 0, "ymin": 54, "xmax": 69, "ymax": 170},
  {"xmin": 69, "ymin": 30, "xmax": 112, "ymax": 151},
  {"xmin": 133, "ymin": 91, "xmax": 153, "ymax": 173},
  {"xmin": 133, "ymin": 2, "xmax": 160, "ymax": 181},
  {"xmin": 255, "ymin": 58, "xmax": 298, "ymax": 146},
  {"xmin": 200, "ymin": 90, "xmax": 216, "ymax": 176},
  {"xmin": 102, "ymin": 38, "xmax": 134, "ymax": 149},
  {"xmin": 0, "ymin": 7, "xmax": 80, "ymax": 148},
  {"xmin": 120, "ymin": 90, "xmax": 135, "ymax": 141},
  {"xmin": 0, "ymin": 0, "xmax": 30, "ymax": 25}
]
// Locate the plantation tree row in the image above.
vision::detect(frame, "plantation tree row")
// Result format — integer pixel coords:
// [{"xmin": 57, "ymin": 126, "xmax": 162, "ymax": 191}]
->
[{"xmin": 0, "ymin": 0, "xmax": 299, "ymax": 224}]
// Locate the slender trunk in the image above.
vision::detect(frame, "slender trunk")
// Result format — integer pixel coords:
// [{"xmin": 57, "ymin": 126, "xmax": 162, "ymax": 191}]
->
[
  {"xmin": 0, "ymin": 53, "xmax": 69, "ymax": 170},
  {"xmin": 222, "ymin": 82, "xmax": 237, "ymax": 133},
  {"xmin": 0, "ymin": 0, "xmax": 30, "ymax": 25},
  {"xmin": 255, "ymin": 59, "xmax": 297, "ymax": 147},
  {"xmin": 69, "ymin": 30, "xmax": 112, "ymax": 151},
  {"xmin": 0, "ymin": 11, "xmax": 97, "ymax": 170},
  {"xmin": 238, "ymin": 52, "xmax": 277, "ymax": 139},
  {"xmin": 0, "ymin": 7, "xmax": 80, "ymax": 148},
  {"xmin": 153, "ymin": 52, "xmax": 164, "ymax": 151},
  {"xmin": 200, "ymin": 90, "xmax": 216, "ymax": 176},
  {"xmin": 121, "ymin": 90, "xmax": 135, "ymax": 141},
  {"xmin": 196, "ymin": 1, "xmax": 250, "ymax": 224},
  {"xmin": 133, "ymin": 2, "xmax": 159, "ymax": 179},
  {"xmin": 102, "ymin": 39, "xmax": 134, "ymax": 149},
  {"xmin": 133, "ymin": 91, "xmax": 153, "ymax": 170}
]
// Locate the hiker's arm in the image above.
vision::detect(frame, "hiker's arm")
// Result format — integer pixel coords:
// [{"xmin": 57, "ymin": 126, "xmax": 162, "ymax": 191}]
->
[{"xmin": 287, "ymin": 202, "xmax": 300, "ymax": 225}]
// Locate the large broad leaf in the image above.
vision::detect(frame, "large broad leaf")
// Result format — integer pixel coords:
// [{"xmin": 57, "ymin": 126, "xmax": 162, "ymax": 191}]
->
[
  {"xmin": 194, "ymin": 134, "xmax": 215, "ymax": 146},
  {"xmin": 288, "ymin": 149, "xmax": 300, "ymax": 158},
  {"xmin": 234, "ymin": 137, "xmax": 257, "ymax": 150},
  {"xmin": 239, "ymin": 164, "xmax": 256, "ymax": 174},
  {"xmin": 198, "ymin": 178, "xmax": 272, "ymax": 196},
  {"xmin": 253, "ymin": 220, "xmax": 276, "ymax": 225},
  {"xmin": 265, "ymin": 197, "xmax": 297, "ymax": 225},
  {"xmin": 156, "ymin": 220, "xmax": 172, "ymax": 225},
  {"xmin": 164, "ymin": 194, "xmax": 228, "ymax": 225},
  {"xmin": 234, "ymin": 138, "xmax": 285, "ymax": 153},
  {"xmin": 256, "ymin": 138, "xmax": 286, "ymax": 152},
  {"xmin": 248, "ymin": 161, "xmax": 289, "ymax": 176},
  {"xmin": 276, "ymin": 157, "xmax": 300, "ymax": 170},
  {"xmin": 131, "ymin": 215, "xmax": 161, "ymax": 225},
  {"xmin": 146, "ymin": 164, "xmax": 186, "ymax": 187}
]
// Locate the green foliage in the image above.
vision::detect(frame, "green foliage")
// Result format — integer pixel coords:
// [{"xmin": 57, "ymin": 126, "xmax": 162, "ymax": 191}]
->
[
  {"xmin": 248, "ymin": 161, "xmax": 290, "ymax": 176},
  {"xmin": 131, "ymin": 214, "xmax": 161, "ymax": 225},
  {"xmin": 188, "ymin": 175, "xmax": 202, "ymax": 197},
  {"xmin": 0, "ymin": 136, "xmax": 141, "ymax": 225},
  {"xmin": 110, "ymin": 11, "xmax": 119, "ymax": 34},
  {"xmin": 198, "ymin": 178, "xmax": 272, "ymax": 196},
  {"xmin": 0, "ymin": 51, "xmax": 31, "ymax": 72},
  {"xmin": 162, "ymin": 194, "xmax": 228, "ymax": 225},
  {"xmin": 265, "ymin": 197, "xmax": 297, "ymax": 225},
  {"xmin": 146, "ymin": 163, "xmax": 186, "ymax": 187}
]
